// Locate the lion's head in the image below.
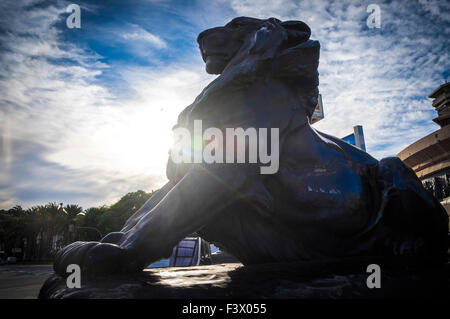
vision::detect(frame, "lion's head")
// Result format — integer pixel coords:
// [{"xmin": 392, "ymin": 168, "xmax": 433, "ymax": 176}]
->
[{"xmin": 197, "ymin": 17, "xmax": 312, "ymax": 75}]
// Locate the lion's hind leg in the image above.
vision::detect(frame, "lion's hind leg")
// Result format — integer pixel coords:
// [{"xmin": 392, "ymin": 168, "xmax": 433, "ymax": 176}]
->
[{"xmin": 377, "ymin": 157, "xmax": 448, "ymax": 261}]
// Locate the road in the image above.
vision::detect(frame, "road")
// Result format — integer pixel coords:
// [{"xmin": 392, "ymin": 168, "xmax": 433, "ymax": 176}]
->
[{"xmin": 0, "ymin": 264, "xmax": 53, "ymax": 299}]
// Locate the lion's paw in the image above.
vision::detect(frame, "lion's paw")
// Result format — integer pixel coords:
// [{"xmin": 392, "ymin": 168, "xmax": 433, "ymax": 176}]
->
[{"xmin": 53, "ymin": 241, "xmax": 133, "ymax": 278}]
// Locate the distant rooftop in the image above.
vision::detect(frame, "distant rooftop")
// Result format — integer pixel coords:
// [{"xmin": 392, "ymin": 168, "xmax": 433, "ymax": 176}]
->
[
  {"xmin": 428, "ymin": 81, "xmax": 450, "ymax": 99},
  {"xmin": 397, "ymin": 82, "xmax": 450, "ymax": 179},
  {"xmin": 429, "ymin": 82, "xmax": 450, "ymax": 127}
]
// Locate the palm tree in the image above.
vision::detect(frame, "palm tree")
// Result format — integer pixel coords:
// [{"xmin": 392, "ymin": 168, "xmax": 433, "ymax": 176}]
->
[{"xmin": 64, "ymin": 204, "xmax": 83, "ymax": 220}]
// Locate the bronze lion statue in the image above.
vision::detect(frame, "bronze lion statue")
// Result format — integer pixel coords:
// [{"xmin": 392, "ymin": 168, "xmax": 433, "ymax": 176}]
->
[{"xmin": 54, "ymin": 17, "xmax": 448, "ymax": 277}]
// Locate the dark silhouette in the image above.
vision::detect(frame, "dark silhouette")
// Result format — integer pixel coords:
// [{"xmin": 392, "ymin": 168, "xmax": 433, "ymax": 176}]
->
[{"xmin": 52, "ymin": 17, "xmax": 448, "ymax": 278}]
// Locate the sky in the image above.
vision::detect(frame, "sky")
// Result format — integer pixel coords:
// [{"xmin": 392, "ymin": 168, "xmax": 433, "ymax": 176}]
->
[{"xmin": 0, "ymin": 0, "xmax": 449, "ymax": 209}]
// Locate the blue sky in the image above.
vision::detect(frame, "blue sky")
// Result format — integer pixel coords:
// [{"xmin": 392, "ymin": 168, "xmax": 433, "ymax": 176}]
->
[{"xmin": 0, "ymin": 0, "xmax": 449, "ymax": 209}]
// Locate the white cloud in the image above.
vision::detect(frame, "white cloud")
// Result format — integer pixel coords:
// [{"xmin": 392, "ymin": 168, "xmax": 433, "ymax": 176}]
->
[
  {"xmin": 121, "ymin": 24, "xmax": 167, "ymax": 49},
  {"xmin": 1, "ymin": 0, "xmax": 449, "ymax": 209},
  {"xmin": 0, "ymin": 0, "xmax": 211, "ymax": 208},
  {"xmin": 47, "ymin": 64, "xmax": 213, "ymax": 178},
  {"xmin": 228, "ymin": 0, "xmax": 449, "ymax": 158},
  {"xmin": 229, "ymin": 0, "xmax": 298, "ymax": 19}
]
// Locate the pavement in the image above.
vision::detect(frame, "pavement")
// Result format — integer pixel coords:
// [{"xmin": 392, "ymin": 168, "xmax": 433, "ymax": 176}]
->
[{"xmin": 0, "ymin": 264, "xmax": 53, "ymax": 299}]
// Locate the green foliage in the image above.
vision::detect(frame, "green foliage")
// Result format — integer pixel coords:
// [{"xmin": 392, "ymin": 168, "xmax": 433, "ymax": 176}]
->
[
  {"xmin": 98, "ymin": 190, "xmax": 153, "ymax": 234},
  {"xmin": 0, "ymin": 189, "xmax": 157, "ymax": 261},
  {"xmin": 64, "ymin": 204, "xmax": 83, "ymax": 220},
  {"xmin": 75, "ymin": 206, "xmax": 108, "ymax": 240}
]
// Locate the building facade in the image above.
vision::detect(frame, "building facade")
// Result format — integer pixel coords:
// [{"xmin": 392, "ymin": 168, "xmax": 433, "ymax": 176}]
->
[{"xmin": 397, "ymin": 82, "xmax": 450, "ymax": 221}]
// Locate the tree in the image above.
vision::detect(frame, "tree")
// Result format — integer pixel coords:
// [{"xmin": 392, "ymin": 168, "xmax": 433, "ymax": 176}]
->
[
  {"xmin": 97, "ymin": 190, "xmax": 154, "ymax": 234},
  {"xmin": 0, "ymin": 189, "xmax": 158, "ymax": 261},
  {"xmin": 75, "ymin": 206, "xmax": 108, "ymax": 241},
  {"xmin": 63, "ymin": 204, "xmax": 83, "ymax": 244},
  {"xmin": 0, "ymin": 206, "xmax": 28, "ymax": 260},
  {"xmin": 64, "ymin": 204, "xmax": 83, "ymax": 220}
]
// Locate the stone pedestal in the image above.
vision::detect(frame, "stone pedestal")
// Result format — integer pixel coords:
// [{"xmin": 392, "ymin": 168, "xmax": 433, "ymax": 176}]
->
[{"xmin": 39, "ymin": 257, "xmax": 449, "ymax": 299}]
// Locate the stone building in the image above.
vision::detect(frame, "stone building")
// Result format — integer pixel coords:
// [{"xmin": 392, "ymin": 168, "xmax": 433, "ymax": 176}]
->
[{"xmin": 397, "ymin": 82, "xmax": 450, "ymax": 219}]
